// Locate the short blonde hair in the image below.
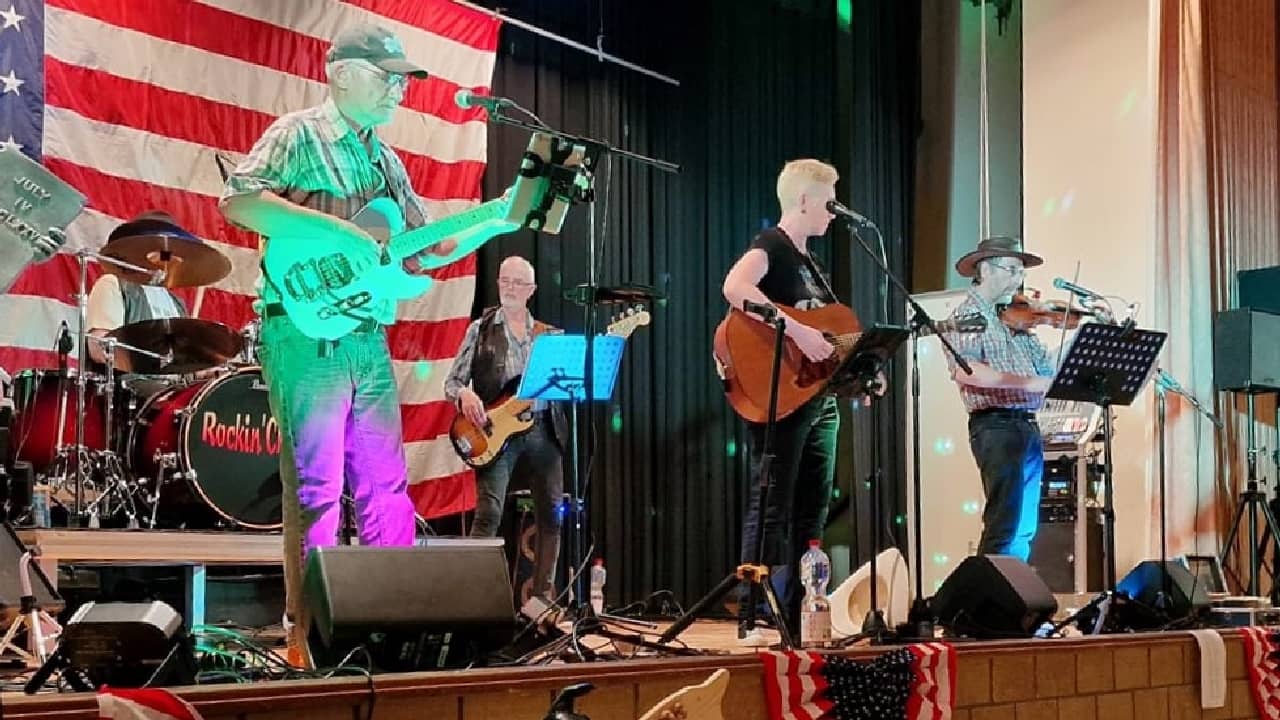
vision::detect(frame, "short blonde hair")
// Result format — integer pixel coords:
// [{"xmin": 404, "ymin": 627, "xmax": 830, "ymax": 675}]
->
[{"xmin": 776, "ymin": 159, "xmax": 838, "ymax": 212}]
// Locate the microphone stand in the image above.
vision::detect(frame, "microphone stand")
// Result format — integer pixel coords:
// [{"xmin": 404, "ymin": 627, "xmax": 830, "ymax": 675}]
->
[
  {"xmin": 484, "ymin": 106, "xmax": 678, "ymax": 612},
  {"xmin": 836, "ymin": 215, "xmax": 972, "ymax": 641},
  {"xmin": 1153, "ymin": 368, "xmax": 1222, "ymax": 612}
]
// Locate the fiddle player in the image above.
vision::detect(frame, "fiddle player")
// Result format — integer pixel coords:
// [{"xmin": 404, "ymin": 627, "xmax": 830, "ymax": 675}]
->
[{"xmin": 943, "ymin": 236, "xmax": 1054, "ymax": 562}]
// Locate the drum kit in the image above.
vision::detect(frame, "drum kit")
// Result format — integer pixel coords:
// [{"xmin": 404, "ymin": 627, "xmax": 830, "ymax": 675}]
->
[{"xmin": 4, "ymin": 223, "xmax": 281, "ymax": 531}]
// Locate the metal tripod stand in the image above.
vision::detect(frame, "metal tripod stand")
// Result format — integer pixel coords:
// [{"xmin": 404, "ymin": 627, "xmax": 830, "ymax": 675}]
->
[{"xmin": 1219, "ymin": 392, "xmax": 1280, "ymax": 596}]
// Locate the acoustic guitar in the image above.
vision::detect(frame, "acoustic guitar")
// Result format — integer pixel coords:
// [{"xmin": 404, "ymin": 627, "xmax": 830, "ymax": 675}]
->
[
  {"xmin": 713, "ymin": 303, "xmax": 986, "ymax": 423},
  {"xmin": 449, "ymin": 306, "xmax": 651, "ymax": 468}
]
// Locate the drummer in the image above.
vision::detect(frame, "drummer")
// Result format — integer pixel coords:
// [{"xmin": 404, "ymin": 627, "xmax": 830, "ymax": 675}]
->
[
  {"xmin": 86, "ymin": 211, "xmax": 233, "ymax": 391},
  {"xmin": 85, "ymin": 211, "xmax": 190, "ymax": 366}
]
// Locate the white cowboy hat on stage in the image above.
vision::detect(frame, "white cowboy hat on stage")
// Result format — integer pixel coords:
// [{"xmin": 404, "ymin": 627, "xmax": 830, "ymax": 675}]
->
[{"xmin": 829, "ymin": 547, "xmax": 911, "ymax": 637}]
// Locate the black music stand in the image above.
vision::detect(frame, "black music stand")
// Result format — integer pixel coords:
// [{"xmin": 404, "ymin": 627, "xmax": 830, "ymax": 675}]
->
[
  {"xmin": 518, "ymin": 334, "xmax": 626, "ymax": 611},
  {"xmin": 1047, "ymin": 323, "xmax": 1165, "ymax": 634},
  {"xmin": 831, "ymin": 325, "xmax": 910, "ymax": 644}
]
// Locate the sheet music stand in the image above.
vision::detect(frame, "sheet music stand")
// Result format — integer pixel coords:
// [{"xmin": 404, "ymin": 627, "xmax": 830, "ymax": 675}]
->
[
  {"xmin": 831, "ymin": 325, "xmax": 910, "ymax": 643},
  {"xmin": 518, "ymin": 334, "xmax": 627, "ymax": 610},
  {"xmin": 1047, "ymin": 323, "xmax": 1165, "ymax": 634}
]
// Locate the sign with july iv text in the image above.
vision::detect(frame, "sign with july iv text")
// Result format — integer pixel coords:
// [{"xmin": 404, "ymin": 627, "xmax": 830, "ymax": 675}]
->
[{"xmin": 0, "ymin": 149, "xmax": 87, "ymax": 292}]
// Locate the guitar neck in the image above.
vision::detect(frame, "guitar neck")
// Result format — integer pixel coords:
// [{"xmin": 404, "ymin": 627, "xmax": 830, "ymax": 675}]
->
[{"xmin": 387, "ymin": 198, "xmax": 509, "ymax": 261}]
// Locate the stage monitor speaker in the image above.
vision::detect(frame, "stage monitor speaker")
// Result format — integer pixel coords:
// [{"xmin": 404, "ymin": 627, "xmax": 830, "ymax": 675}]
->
[
  {"xmin": 931, "ymin": 555, "xmax": 1058, "ymax": 638},
  {"xmin": 1115, "ymin": 560, "xmax": 1210, "ymax": 626},
  {"xmin": 304, "ymin": 544, "xmax": 517, "ymax": 672},
  {"xmin": 1213, "ymin": 308, "xmax": 1280, "ymax": 392},
  {"xmin": 37, "ymin": 601, "xmax": 194, "ymax": 689},
  {"xmin": 1240, "ymin": 266, "xmax": 1280, "ymax": 315}
]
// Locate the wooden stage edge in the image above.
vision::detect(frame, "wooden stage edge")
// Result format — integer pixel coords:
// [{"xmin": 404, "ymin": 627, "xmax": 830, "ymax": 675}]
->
[{"xmin": 1, "ymin": 626, "xmax": 1266, "ymax": 720}]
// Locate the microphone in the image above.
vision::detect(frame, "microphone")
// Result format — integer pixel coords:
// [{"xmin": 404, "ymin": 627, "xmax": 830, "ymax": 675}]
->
[
  {"xmin": 1052, "ymin": 277, "xmax": 1104, "ymax": 300},
  {"xmin": 825, "ymin": 200, "xmax": 874, "ymax": 226},
  {"xmin": 742, "ymin": 299, "xmax": 778, "ymax": 322},
  {"xmin": 454, "ymin": 88, "xmax": 515, "ymax": 113},
  {"xmin": 56, "ymin": 321, "xmax": 74, "ymax": 355}
]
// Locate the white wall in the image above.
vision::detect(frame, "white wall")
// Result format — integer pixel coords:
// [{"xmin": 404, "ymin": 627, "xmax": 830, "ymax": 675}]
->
[{"xmin": 1023, "ymin": 0, "xmax": 1159, "ymax": 575}]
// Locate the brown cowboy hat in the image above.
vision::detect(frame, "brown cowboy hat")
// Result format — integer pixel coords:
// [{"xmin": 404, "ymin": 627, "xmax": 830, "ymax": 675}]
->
[{"xmin": 955, "ymin": 235, "xmax": 1043, "ymax": 278}]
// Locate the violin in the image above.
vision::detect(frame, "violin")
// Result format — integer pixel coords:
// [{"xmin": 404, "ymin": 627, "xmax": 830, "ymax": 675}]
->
[{"xmin": 997, "ymin": 291, "xmax": 1096, "ymax": 333}]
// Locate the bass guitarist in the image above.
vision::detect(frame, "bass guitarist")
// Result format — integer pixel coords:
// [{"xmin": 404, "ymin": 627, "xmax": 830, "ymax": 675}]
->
[
  {"xmin": 444, "ymin": 255, "xmax": 567, "ymax": 601},
  {"xmin": 721, "ymin": 158, "xmax": 850, "ymax": 645},
  {"xmin": 219, "ymin": 24, "xmax": 512, "ymax": 666}
]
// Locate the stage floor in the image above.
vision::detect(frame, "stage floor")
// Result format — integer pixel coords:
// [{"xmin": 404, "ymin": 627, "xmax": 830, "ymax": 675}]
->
[{"xmin": 2, "ymin": 622, "xmax": 1265, "ymax": 720}]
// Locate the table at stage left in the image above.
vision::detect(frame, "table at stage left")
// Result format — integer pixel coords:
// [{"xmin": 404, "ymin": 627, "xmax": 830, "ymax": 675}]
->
[{"xmin": 16, "ymin": 529, "xmax": 282, "ymax": 628}]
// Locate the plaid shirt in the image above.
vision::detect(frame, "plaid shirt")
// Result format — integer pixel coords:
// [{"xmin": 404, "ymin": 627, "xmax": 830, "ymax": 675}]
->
[
  {"xmin": 944, "ymin": 289, "xmax": 1054, "ymax": 412},
  {"xmin": 221, "ymin": 98, "xmax": 431, "ymax": 322}
]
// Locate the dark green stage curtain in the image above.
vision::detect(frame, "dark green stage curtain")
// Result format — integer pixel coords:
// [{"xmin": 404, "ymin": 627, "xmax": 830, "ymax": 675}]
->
[{"xmin": 468, "ymin": 0, "xmax": 921, "ymax": 609}]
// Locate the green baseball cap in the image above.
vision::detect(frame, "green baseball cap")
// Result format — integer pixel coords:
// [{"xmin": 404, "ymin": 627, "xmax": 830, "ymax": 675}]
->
[{"xmin": 327, "ymin": 24, "xmax": 429, "ymax": 79}]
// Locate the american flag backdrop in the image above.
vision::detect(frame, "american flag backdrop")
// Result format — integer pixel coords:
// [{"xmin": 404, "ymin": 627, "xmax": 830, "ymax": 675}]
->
[
  {"xmin": 0, "ymin": 0, "xmax": 501, "ymax": 519},
  {"xmin": 1241, "ymin": 626, "xmax": 1280, "ymax": 719}
]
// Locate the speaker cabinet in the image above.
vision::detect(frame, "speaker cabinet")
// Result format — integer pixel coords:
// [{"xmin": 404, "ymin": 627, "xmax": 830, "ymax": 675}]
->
[
  {"xmin": 1213, "ymin": 308, "xmax": 1280, "ymax": 392},
  {"xmin": 1029, "ymin": 508, "xmax": 1104, "ymax": 593},
  {"xmin": 932, "ymin": 555, "xmax": 1058, "ymax": 638},
  {"xmin": 304, "ymin": 544, "xmax": 517, "ymax": 672},
  {"xmin": 1116, "ymin": 560, "xmax": 1210, "ymax": 626}
]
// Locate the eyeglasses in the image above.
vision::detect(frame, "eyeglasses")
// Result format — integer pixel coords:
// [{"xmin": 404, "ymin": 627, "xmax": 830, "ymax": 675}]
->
[
  {"xmin": 497, "ymin": 278, "xmax": 534, "ymax": 288},
  {"xmin": 989, "ymin": 262, "xmax": 1025, "ymax": 275},
  {"xmin": 353, "ymin": 63, "xmax": 409, "ymax": 92}
]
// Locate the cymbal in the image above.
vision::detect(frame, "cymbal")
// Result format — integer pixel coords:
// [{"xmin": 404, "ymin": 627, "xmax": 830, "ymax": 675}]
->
[
  {"xmin": 100, "ymin": 232, "xmax": 232, "ymax": 288},
  {"xmin": 109, "ymin": 318, "xmax": 244, "ymax": 374}
]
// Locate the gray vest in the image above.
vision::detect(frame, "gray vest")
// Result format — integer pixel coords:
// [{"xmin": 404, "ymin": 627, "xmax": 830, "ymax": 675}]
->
[{"xmin": 119, "ymin": 280, "xmax": 186, "ymax": 324}]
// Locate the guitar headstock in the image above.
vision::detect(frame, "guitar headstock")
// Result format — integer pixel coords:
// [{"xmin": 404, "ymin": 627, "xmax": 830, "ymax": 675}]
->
[{"xmin": 606, "ymin": 304, "xmax": 652, "ymax": 339}]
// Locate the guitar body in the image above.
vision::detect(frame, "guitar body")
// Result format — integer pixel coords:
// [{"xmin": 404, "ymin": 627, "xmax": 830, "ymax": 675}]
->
[
  {"xmin": 713, "ymin": 302, "xmax": 862, "ymax": 423},
  {"xmin": 263, "ymin": 197, "xmax": 515, "ymax": 340},
  {"xmin": 448, "ymin": 378, "xmax": 536, "ymax": 468}
]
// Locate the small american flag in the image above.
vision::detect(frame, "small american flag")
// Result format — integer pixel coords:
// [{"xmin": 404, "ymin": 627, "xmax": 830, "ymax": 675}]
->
[
  {"xmin": 761, "ymin": 645, "xmax": 956, "ymax": 720},
  {"xmin": 97, "ymin": 686, "xmax": 202, "ymax": 720},
  {"xmin": 0, "ymin": 0, "xmax": 501, "ymax": 519},
  {"xmin": 1241, "ymin": 626, "xmax": 1280, "ymax": 718}
]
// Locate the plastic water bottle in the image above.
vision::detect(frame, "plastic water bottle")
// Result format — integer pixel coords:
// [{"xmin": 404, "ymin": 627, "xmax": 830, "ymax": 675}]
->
[
  {"xmin": 30, "ymin": 484, "xmax": 51, "ymax": 528},
  {"xmin": 799, "ymin": 539, "xmax": 832, "ymax": 647},
  {"xmin": 589, "ymin": 559, "xmax": 606, "ymax": 615}
]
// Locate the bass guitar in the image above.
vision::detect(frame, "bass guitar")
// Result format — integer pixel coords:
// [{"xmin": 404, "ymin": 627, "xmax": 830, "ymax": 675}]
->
[
  {"xmin": 713, "ymin": 303, "xmax": 986, "ymax": 423},
  {"xmin": 262, "ymin": 197, "xmax": 519, "ymax": 340},
  {"xmin": 449, "ymin": 306, "xmax": 652, "ymax": 468}
]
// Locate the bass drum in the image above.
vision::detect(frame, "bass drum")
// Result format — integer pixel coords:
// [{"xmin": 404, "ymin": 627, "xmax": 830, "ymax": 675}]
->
[{"xmin": 128, "ymin": 367, "xmax": 283, "ymax": 529}]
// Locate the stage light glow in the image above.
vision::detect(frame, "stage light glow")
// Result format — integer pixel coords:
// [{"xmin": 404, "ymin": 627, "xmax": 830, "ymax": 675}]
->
[
  {"xmin": 932, "ymin": 552, "xmax": 948, "ymax": 565},
  {"xmin": 933, "ymin": 436, "xmax": 955, "ymax": 455},
  {"xmin": 725, "ymin": 438, "xmax": 737, "ymax": 457},
  {"xmin": 610, "ymin": 408, "xmax": 622, "ymax": 433},
  {"xmin": 962, "ymin": 500, "xmax": 981, "ymax": 515},
  {"xmin": 1042, "ymin": 197, "xmax": 1057, "ymax": 216},
  {"xmin": 413, "ymin": 361, "xmax": 432, "ymax": 380}
]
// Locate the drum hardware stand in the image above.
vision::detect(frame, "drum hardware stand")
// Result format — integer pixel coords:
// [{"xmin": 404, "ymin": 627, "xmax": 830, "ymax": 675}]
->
[
  {"xmin": 64, "ymin": 249, "xmax": 162, "ymax": 526},
  {"xmin": 0, "ymin": 551, "xmax": 61, "ymax": 664}
]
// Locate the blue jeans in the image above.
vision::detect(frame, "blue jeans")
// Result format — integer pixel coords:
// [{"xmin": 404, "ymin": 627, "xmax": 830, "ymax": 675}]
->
[
  {"xmin": 258, "ymin": 315, "xmax": 416, "ymax": 660},
  {"xmin": 739, "ymin": 396, "xmax": 840, "ymax": 627},
  {"xmin": 470, "ymin": 417, "xmax": 563, "ymax": 600},
  {"xmin": 967, "ymin": 411, "xmax": 1044, "ymax": 561}
]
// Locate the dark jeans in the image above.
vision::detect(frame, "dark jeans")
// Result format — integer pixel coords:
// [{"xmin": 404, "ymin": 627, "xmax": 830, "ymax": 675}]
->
[
  {"xmin": 968, "ymin": 411, "xmax": 1044, "ymax": 561},
  {"xmin": 471, "ymin": 416, "xmax": 564, "ymax": 600},
  {"xmin": 739, "ymin": 396, "xmax": 840, "ymax": 628}
]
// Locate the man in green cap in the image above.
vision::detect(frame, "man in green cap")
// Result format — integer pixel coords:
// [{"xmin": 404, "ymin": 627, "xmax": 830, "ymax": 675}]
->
[{"xmin": 220, "ymin": 23, "xmax": 506, "ymax": 666}]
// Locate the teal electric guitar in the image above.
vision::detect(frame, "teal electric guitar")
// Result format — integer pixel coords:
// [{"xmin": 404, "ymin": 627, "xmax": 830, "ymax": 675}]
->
[{"xmin": 262, "ymin": 197, "xmax": 518, "ymax": 340}]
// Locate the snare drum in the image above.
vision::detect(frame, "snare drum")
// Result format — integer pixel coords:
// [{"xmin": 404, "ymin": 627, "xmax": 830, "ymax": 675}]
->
[
  {"xmin": 9, "ymin": 368, "xmax": 108, "ymax": 471},
  {"xmin": 128, "ymin": 367, "xmax": 282, "ymax": 529}
]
